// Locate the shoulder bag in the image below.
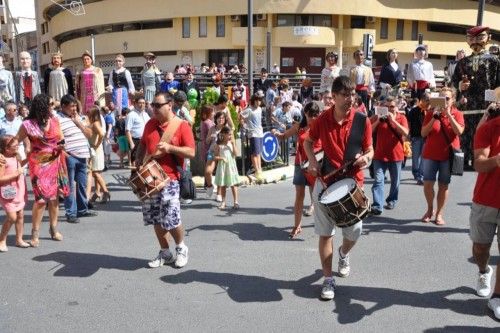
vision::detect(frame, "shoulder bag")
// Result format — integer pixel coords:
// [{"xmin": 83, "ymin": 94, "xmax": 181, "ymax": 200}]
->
[{"xmin": 438, "ymin": 118, "xmax": 464, "ymax": 176}]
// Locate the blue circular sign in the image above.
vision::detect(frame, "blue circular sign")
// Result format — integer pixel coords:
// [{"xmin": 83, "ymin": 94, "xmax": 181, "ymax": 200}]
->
[{"xmin": 261, "ymin": 131, "xmax": 279, "ymax": 162}]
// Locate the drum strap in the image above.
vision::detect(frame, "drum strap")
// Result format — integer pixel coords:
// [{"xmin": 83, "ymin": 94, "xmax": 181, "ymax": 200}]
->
[
  {"xmin": 143, "ymin": 116, "xmax": 183, "ymax": 164},
  {"xmin": 344, "ymin": 112, "xmax": 367, "ymax": 163}
]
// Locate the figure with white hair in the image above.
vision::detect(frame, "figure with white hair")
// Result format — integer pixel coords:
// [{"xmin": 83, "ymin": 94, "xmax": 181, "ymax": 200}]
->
[
  {"xmin": 0, "ymin": 55, "xmax": 15, "ymax": 103},
  {"xmin": 106, "ymin": 54, "xmax": 135, "ymax": 113},
  {"xmin": 14, "ymin": 51, "xmax": 41, "ymax": 106}
]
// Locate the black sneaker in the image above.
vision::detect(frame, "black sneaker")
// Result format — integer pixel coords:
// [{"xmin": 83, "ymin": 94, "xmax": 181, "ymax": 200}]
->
[
  {"xmin": 384, "ymin": 202, "xmax": 395, "ymax": 210},
  {"xmin": 78, "ymin": 210, "xmax": 98, "ymax": 218},
  {"xmin": 371, "ymin": 209, "xmax": 382, "ymax": 216},
  {"xmin": 67, "ymin": 216, "xmax": 80, "ymax": 223}
]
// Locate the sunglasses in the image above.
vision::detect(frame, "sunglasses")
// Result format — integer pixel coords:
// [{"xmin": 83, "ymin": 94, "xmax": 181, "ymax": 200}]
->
[{"xmin": 151, "ymin": 102, "xmax": 169, "ymax": 109}]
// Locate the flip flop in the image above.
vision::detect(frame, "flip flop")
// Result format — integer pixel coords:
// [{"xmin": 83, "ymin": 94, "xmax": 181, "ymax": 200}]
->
[
  {"xmin": 289, "ymin": 226, "xmax": 302, "ymax": 239},
  {"xmin": 435, "ymin": 215, "xmax": 446, "ymax": 225},
  {"xmin": 421, "ymin": 211, "xmax": 434, "ymax": 223}
]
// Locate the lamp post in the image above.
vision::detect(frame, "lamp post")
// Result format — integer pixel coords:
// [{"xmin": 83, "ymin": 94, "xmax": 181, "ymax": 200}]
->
[
  {"xmin": 247, "ymin": 0, "xmax": 253, "ymax": 96},
  {"xmin": 477, "ymin": 0, "xmax": 485, "ymax": 26}
]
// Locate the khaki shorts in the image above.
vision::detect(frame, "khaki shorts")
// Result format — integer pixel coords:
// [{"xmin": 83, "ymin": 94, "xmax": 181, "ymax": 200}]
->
[
  {"xmin": 312, "ymin": 179, "xmax": 363, "ymax": 240},
  {"xmin": 469, "ymin": 202, "xmax": 500, "ymax": 244}
]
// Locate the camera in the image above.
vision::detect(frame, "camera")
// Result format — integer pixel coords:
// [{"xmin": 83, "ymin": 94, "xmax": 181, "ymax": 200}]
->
[
  {"xmin": 379, "ymin": 116, "xmax": 387, "ymax": 122},
  {"xmin": 433, "ymin": 112, "xmax": 441, "ymax": 120},
  {"xmin": 489, "ymin": 107, "xmax": 500, "ymax": 119}
]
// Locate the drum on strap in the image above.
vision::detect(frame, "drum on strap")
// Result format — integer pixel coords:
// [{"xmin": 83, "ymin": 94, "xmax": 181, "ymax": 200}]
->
[
  {"xmin": 128, "ymin": 160, "xmax": 170, "ymax": 201},
  {"xmin": 318, "ymin": 178, "xmax": 370, "ymax": 228}
]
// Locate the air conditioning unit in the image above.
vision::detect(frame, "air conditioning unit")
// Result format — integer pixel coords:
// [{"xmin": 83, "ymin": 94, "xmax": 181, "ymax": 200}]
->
[
  {"xmin": 231, "ymin": 15, "xmax": 240, "ymax": 22},
  {"xmin": 366, "ymin": 16, "xmax": 376, "ymax": 24},
  {"xmin": 257, "ymin": 14, "xmax": 267, "ymax": 21}
]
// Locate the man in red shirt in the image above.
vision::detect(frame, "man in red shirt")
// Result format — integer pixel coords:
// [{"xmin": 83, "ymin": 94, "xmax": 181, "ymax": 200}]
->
[
  {"xmin": 304, "ymin": 76, "xmax": 373, "ymax": 300},
  {"xmin": 136, "ymin": 92, "xmax": 195, "ymax": 269},
  {"xmin": 469, "ymin": 107, "xmax": 500, "ymax": 319},
  {"xmin": 370, "ymin": 97, "xmax": 409, "ymax": 215}
]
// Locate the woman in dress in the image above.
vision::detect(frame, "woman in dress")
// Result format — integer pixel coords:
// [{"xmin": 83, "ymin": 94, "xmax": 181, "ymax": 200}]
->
[
  {"xmin": 319, "ymin": 52, "xmax": 340, "ymax": 95},
  {"xmin": 141, "ymin": 52, "xmax": 161, "ymax": 105},
  {"xmin": 106, "ymin": 54, "xmax": 135, "ymax": 114},
  {"xmin": 378, "ymin": 49, "xmax": 403, "ymax": 97},
  {"xmin": 86, "ymin": 106, "xmax": 110, "ymax": 203},
  {"xmin": 15, "ymin": 94, "xmax": 70, "ymax": 247},
  {"xmin": 75, "ymin": 51, "xmax": 105, "ymax": 115}
]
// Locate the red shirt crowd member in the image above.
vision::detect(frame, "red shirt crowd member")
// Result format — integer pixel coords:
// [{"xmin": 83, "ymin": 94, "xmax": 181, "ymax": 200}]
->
[
  {"xmin": 304, "ymin": 76, "xmax": 373, "ymax": 301},
  {"xmin": 370, "ymin": 97, "xmax": 409, "ymax": 215},
  {"xmin": 420, "ymin": 87, "xmax": 465, "ymax": 226},
  {"xmin": 469, "ymin": 109, "xmax": 500, "ymax": 318},
  {"xmin": 138, "ymin": 92, "xmax": 195, "ymax": 269}
]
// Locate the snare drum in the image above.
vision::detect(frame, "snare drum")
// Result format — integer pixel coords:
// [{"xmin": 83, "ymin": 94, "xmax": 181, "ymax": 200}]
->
[
  {"xmin": 318, "ymin": 178, "xmax": 370, "ymax": 228},
  {"xmin": 128, "ymin": 160, "xmax": 170, "ymax": 201},
  {"xmin": 301, "ymin": 150, "xmax": 324, "ymax": 169}
]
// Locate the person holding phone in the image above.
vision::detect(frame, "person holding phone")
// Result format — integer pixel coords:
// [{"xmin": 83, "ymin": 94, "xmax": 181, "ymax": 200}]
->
[{"xmin": 420, "ymin": 87, "xmax": 465, "ymax": 225}]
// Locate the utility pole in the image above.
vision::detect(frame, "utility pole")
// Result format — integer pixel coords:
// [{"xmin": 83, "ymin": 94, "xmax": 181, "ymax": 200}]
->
[
  {"xmin": 477, "ymin": 0, "xmax": 485, "ymax": 26},
  {"xmin": 247, "ymin": 0, "xmax": 253, "ymax": 96}
]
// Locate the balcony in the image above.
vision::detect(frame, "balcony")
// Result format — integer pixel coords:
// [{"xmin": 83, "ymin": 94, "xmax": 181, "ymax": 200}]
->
[
  {"xmin": 272, "ymin": 26, "xmax": 335, "ymax": 47},
  {"xmin": 232, "ymin": 27, "xmax": 267, "ymax": 47}
]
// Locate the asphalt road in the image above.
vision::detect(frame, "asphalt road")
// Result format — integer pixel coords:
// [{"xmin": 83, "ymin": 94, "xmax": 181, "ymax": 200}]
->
[{"xmin": 0, "ymin": 163, "xmax": 499, "ymax": 332}]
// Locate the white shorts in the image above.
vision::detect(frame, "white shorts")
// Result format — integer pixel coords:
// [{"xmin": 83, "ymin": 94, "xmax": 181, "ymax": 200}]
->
[{"xmin": 312, "ymin": 179, "xmax": 363, "ymax": 241}]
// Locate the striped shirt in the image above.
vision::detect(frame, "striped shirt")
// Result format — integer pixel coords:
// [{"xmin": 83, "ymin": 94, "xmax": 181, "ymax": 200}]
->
[{"xmin": 57, "ymin": 112, "xmax": 90, "ymax": 158}]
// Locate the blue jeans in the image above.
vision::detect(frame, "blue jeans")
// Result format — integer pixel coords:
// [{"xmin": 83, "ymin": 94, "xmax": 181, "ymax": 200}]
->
[
  {"xmin": 411, "ymin": 137, "xmax": 424, "ymax": 181},
  {"xmin": 65, "ymin": 155, "xmax": 89, "ymax": 218},
  {"xmin": 371, "ymin": 160, "xmax": 402, "ymax": 212}
]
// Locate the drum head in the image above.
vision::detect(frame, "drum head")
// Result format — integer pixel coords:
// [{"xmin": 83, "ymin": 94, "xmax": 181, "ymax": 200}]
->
[{"xmin": 320, "ymin": 178, "xmax": 356, "ymax": 204}]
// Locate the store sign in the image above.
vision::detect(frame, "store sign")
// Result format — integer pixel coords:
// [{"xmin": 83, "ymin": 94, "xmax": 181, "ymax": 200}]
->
[{"xmin": 293, "ymin": 26, "xmax": 319, "ymax": 36}]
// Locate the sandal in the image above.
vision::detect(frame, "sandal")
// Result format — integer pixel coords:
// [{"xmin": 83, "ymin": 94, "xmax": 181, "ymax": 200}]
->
[
  {"xmin": 49, "ymin": 226, "xmax": 63, "ymax": 241},
  {"xmin": 89, "ymin": 193, "xmax": 102, "ymax": 203},
  {"xmin": 218, "ymin": 203, "xmax": 226, "ymax": 210},
  {"xmin": 30, "ymin": 229, "xmax": 40, "ymax": 248},
  {"xmin": 289, "ymin": 226, "xmax": 302, "ymax": 239},
  {"xmin": 16, "ymin": 241, "xmax": 31, "ymax": 248},
  {"xmin": 421, "ymin": 211, "xmax": 434, "ymax": 223},
  {"xmin": 435, "ymin": 215, "xmax": 446, "ymax": 226},
  {"xmin": 233, "ymin": 203, "xmax": 240, "ymax": 210}
]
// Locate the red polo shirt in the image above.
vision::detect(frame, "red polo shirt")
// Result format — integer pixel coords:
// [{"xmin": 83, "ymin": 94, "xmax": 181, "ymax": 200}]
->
[
  {"xmin": 422, "ymin": 107, "xmax": 464, "ymax": 161},
  {"xmin": 141, "ymin": 118, "xmax": 195, "ymax": 181},
  {"xmin": 308, "ymin": 107, "xmax": 372, "ymax": 186},
  {"xmin": 472, "ymin": 117, "xmax": 500, "ymax": 209},
  {"xmin": 373, "ymin": 114, "xmax": 408, "ymax": 162}
]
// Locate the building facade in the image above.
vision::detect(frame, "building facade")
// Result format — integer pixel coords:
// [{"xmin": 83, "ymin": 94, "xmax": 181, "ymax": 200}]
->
[{"xmin": 35, "ymin": 0, "xmax": 500, "ymax": 77}]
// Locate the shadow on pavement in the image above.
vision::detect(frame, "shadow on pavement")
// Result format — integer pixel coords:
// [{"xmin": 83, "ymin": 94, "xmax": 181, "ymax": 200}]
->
[
  {"xmin": 185, "ymin": 223, "xmax": 314, "ymax": 241},
  {"xmin": 363, "ymin": 216, "xmax": 469, "ymax": 235},
  {"xmin": 161, "ymin": 269, "xmax": 323, "ymax": 302},
  {"xmin": 32, "ymin": 251, "xmax": 148, "ymax": 277},
  {"xmin": 423, "ymin": 326, "xmax": 499, "ymax": 332},
  {"xmin": 333, "ymin": 285, "xmax": 487, "ymax": 324}
]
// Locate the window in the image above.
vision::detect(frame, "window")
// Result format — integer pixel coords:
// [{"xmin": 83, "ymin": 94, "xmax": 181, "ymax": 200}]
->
[
  {"xmin": 209, "ymin": 49, "xmax": 244, "ymax": 67},
  {"xmin": 42, "ymin": 42, "xmax": 50, "ymax": 54},
  {"xmin": 351, "ymin": 16, "xmax": 366, "ymax": 29},
  {"xmin": 216, "ymin": 16, "xmax": 225, "ymax": 37},
  {"xmin": 309, "ymin": 57, "xmax": 322, "ymax": 67},
  {"xmin": 240, "ymin": 15, "xmax": 258, "ymax": 27},
  {"xmin": 199, "ymin": 16, "xmax": 207, "ymax": 37},
  {"xmin": 396, "ymin": 19, "xmax": 404, "ymax": 40},
  {"xmin": 182, "ymin": 18, "xmax": 190, "ymax": 38},
  {"xmin": 380, "ymin": 18, "xmax": 388, "ymax": 39},
  {"xmin": 1, "ymin": 16, "xmax": 5, "ymax": 25},
  {"xmin": 411, "ymin": 21, "xmax": 418, "ymax": 40},
  {"xmin": 276, "ymin": 14, "xmax": 331, "ymax": 27},
  {"xmin": 282, "ymin": 57, "xmax": 294, "ymax": 67}
]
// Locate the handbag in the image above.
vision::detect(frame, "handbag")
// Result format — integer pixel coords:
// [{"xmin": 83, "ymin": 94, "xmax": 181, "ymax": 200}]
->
[
  {"xmin": 438, "ymin": 118, "xmax": 464, "ymax": 176},
  {"xmin": 1, "ymin": 159, "xmax": 19, "ymax": 200},
  {"xmin": 177, "ymin": 166, "xmax": 196, "ymax": 200}
]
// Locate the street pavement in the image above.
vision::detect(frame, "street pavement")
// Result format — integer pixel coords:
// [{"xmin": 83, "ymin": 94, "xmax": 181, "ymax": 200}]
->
[{"xmin": 0, "ymin": 162, "xmax": 499, "ymax": 332}]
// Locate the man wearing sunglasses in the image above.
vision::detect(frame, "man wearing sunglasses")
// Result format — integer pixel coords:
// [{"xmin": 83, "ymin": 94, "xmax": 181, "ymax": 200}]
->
[
  {"xmin": 452, "ymin": 26, "xmax": 500, "ymax": 170},
  {"xmin": 135, "ymin": 92, "xmax": 195, "ymax": 269}
]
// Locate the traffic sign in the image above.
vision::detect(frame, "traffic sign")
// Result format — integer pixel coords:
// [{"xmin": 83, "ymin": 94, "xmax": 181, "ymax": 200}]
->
[{"xmin": 261, "ymin": 132, "xmax": 279, "ymax": 162}]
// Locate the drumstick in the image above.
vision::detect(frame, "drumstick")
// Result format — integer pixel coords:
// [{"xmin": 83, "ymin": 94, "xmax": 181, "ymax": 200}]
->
[{"xmin": 321, "ymin": 160, "xmax": 355, "ymax": 183}]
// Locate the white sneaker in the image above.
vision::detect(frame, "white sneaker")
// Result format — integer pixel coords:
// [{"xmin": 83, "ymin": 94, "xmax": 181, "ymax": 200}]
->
[
  {"xmin": 206, "ymin": 186, "xmax": 215, "ymax": 199},
  {"xmin": 488, "ymin": 297, "xmax": 500, "ymax": 320},
  {"xmin": 476, "ymin": 265, "xmax": 493, "ymax": 297},
  {"xmin": 338, "ymin": 247, "xmax": 350, "ymax": 277},
  {"xmin": 181, "ymin": 198, "xmax": 193, "ymax": 204},
  {"xmin": 148, "ymin": 250, "xmax": 175, "ymax": 268},
  {"xmin": 175, "ymin": 246, "xmax": 189, "ymax": 268},
  {"xmin": 320, "ymin": 279, "xmax": 336, "ymax": 300},
  {"xmin": 216, "ymin": 194, "xmax": 223, "ymax": 203}
]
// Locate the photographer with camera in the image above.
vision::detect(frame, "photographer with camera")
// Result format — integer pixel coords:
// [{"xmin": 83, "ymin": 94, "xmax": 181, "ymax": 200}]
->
[
  {"xmin": 420, "ymin": 87, "xmax": 465, "ymax": 225},
  {"xmin": 370, "ymin": 97, "xmax": 409, "ymax": 215}
]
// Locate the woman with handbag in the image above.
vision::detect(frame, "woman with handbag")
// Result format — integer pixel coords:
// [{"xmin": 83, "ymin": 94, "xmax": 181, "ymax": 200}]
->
[{"xmin": 420, "ymin": 87, "xmax": 465, "ymax": 225}]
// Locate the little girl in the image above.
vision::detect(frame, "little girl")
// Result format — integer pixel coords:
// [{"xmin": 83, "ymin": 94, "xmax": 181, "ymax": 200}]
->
[
  {"xmin": 214, "ymin": 126, "xmax": 240, "ymax": 210},
  {"xmin": 0, "ymin": 136, "xmax": 29, "ymax": 252}
]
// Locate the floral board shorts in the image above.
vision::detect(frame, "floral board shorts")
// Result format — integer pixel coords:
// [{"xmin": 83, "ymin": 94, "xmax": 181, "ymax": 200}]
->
[{"xmin": 142, "ymin": 181, "xmax": 181, "ymax": 230}]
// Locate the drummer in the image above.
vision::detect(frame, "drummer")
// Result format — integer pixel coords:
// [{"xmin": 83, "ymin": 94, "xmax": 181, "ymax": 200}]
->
[
  {"xmin": 304, "ymin": 76, "xmax": 374, "ymax": 301},
  {"xmin": 134, "ymin": 92, "xmax": 195, "ymax": 269}
]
